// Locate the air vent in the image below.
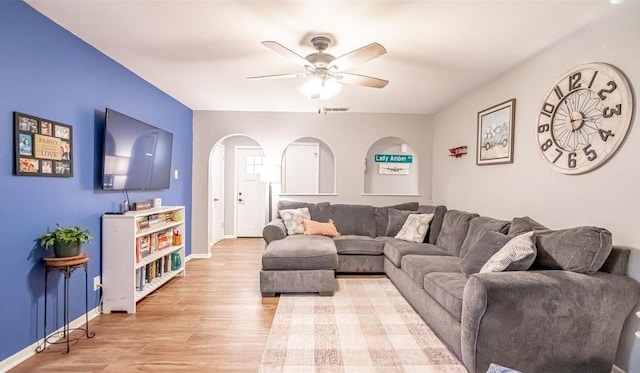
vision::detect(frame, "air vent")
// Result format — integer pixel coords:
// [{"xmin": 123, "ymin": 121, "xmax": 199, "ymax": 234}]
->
[{"xmin": 318, "ymin": 107, "xmax": 350, "ymax": 114}]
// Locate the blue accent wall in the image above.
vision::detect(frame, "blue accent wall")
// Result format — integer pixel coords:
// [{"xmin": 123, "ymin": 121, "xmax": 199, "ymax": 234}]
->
[{"xmin": 0, "ymin": 1, "xmax": 193, "ymax": 361}]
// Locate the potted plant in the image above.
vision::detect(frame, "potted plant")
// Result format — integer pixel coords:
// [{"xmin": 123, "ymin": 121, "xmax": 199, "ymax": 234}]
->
[{"xmin": 39, "ymin": 224, "xmax": 93, "ymax": 258}]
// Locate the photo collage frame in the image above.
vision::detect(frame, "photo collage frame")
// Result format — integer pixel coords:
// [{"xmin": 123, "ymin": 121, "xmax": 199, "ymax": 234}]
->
[{"xmin": 14, "ymin": 112, "xmax": 73, "ymax": 177}]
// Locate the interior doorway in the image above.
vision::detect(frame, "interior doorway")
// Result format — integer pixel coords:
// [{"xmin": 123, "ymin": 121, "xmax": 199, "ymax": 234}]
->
[
  {"xmin": 208, "ymin": 144, "xmax": 225, "ymax": 247},
  {"xmin": 235, "ymin": 146, "xmax": 267, "ymax": 237},
  {"xmin": 207, "ymin": 135, "xmax": 267, "ymax": 249}
]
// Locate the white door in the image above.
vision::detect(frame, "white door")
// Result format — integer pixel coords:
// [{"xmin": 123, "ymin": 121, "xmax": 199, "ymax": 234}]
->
[
  {"xmin": 282, "ymin": 142, "xmax": 319, "ymax": 193},
  {"xmin": 209, "ymin": 144, "xmax": 225, "ymax": 247},
  {"xmin": 236, "ymin": 147, "xmax": 267, "ymax": 237}
]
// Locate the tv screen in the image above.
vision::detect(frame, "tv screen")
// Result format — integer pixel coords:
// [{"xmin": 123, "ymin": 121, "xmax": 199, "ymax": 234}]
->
[{"xmin": 102, "ymin": 108, "xmax": 173, "ymax": 190}]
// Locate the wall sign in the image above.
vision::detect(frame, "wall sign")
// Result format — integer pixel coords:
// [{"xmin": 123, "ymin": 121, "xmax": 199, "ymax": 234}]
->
[
  {"xmin": 14, "ymin": 112, "xmax": 73, "ymax": 177},
  {"xmin": 374, "ymin": 154, "xmax": 413, "ymax": 163}
]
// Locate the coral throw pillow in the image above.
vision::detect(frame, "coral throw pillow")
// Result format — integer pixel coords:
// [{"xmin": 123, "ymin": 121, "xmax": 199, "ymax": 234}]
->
[{"xmin": 302, "ymin": 219, "xmax": 340, "ymax": 237}]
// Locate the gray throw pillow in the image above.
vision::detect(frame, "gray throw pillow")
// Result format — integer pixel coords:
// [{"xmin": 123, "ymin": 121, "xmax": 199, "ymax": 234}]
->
[
  {"xmin": 385, "ymin": 209, "xmax": 413, "ymax": 237},
  {"xmin": 508, "ymin": 216, "xmax": 547, "ymax": 236},
  {"xmin": 534, "ymin": 226, "xmax": 612, "ymax": 273},
  {"xmin": 480, "ymin": 231, "xmax": 537, "ymax": 273},
  {"xmin": 435, "ymin": 210, "xmax": 480, "ymax": 256},
  {"xmin": 459, "ymin": 230, "xmax": 512, "ymax": 276},
  {"xmin": 459, "ymin": 216, "xmax": 511, "ymax": 257}
]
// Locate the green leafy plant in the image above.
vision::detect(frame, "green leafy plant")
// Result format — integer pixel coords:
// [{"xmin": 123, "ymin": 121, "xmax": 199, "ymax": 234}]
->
[{"xmin": 39, "ymin": 224, "xmax": 93, "ymax": 249}]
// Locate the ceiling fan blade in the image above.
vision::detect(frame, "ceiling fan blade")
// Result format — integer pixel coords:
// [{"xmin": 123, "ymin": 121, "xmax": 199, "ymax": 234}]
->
[
  {"xmin": 328, "ymin": 42, "xmax": 387, "ymax": 71},
  {"xmin": 262, "ymin": 41, "xmax": 313, "ymax": 70},
  {"xmin": 247, "ymin": 73, "xmax": 308, "ymax": 80},
  {"xmin": 336, "ymin": 73, "xmax": 389, "ymax": 88}
]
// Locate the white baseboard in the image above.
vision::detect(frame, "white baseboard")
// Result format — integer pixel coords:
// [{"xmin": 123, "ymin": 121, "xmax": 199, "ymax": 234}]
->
[
  {"xmin": 188, "ymin": 252, "xmax": 211, "ymax": 259},
  {"xmin": 0, "ymin": 307, "xmax": 101, "ymax": 372}
]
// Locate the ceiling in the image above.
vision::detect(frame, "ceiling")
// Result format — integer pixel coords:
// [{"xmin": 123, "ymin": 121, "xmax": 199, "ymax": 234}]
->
[{"xmin": 26, "ymin": 1, "xmax": 615, "ymax": 114}]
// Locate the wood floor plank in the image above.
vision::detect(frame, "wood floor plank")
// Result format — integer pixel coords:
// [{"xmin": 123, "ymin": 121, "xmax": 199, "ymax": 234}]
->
[{"xmin": 10, "ymin": 238, "xmax": 276, "ymax": 373}]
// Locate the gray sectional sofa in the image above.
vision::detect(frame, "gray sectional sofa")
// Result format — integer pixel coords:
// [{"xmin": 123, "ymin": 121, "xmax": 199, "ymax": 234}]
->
[{"xmin": 261, "ymin": 201, "xmax": 640, "ymax": 373}]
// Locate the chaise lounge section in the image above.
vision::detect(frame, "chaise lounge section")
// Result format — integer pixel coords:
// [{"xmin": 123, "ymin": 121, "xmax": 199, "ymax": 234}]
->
[{"xmin": 261, "ymin": 201, "xmax": 640, "ymax": 373}]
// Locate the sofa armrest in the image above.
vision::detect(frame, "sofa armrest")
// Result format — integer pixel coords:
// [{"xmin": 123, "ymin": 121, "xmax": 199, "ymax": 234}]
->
[
  {"xmin": 263, "ymin": 219, "xmax": 287, "ymax": 245},
  {"xmin": 461, "ymin": 270, "xmax": 640, "ymax": 373}
]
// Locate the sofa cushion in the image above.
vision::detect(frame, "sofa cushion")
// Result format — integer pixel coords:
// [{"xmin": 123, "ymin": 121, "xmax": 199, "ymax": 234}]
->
[
  {"xmin": 417, "ymin": 205, "xmax": 447, "ymax": 244},
  {"xmin": 423, "ymin": 272, "xmax": 467, "ymax": 322},
  {"xmin": 301, "ymin": 219, "xmax": 340, "ymax": 237},
  {"xmin": 395, "ymin": 213, "xmax": 434, "ymax": 243},
  {"xmin": 331, "ymin": 204, "xmax": 377, "ymax": 237},
  {"xmin": 385, "ymin": 208, "xmax": 413, "ymax": 237},
  {"xmin": 459, "ymin": 216, "xmax": 511, "ymax": 257},
  {"xmin": 383, "ymin": 239, "xmax": 451, "ymax": 267},
  {"xmin": 373, "ymin": 202, "xmax": 419, "ymax": 237},
  {"xmin": 277, "ymin": 201, "xmax": 332, "ymax": 222},
  {"xmin": 279, "ymin": 207, "xmax": 310, "ymax": 235},
  {"xmin": 459, "ymin": 230, "xmax": 512, "ymax": 276},
  {"xmin": 333, "ymin": 235, "xmax": 384, "ymax": 255},
  {"xmin": 435, "ymin": 210, "xmax": 480, "ymax": 256},
  {"xmin": 480, "ymin": 231, "xmax": 537, "ymax": 273},
  {"xmin": 507, "ymin": 216, "xmax": 547, "ymax": 236},
  {"xmin": 534, "ymin": 226, "xmax": 613, "ymax": 274},
  {"xmin": 262, "ymin": 235, "xmax": 338, "ymax": 271},
  {"xmin": 401, "ymin": 255, "xmax": 462, "ymax": 288}
]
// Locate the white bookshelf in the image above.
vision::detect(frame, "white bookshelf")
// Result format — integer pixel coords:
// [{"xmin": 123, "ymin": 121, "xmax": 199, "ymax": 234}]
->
[{"xmin": 102, "ymin": 206, "xmax": 186, "ymax": 314}]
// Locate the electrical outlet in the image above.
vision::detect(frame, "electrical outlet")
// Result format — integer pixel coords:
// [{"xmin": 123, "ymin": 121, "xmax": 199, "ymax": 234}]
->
[{"xmin": 93, "ymin": 275, "xmax": 101, "ymax": 291}]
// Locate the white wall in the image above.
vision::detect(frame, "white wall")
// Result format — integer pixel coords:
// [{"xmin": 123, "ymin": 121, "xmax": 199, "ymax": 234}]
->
[
  {"xmin": 431, "ymin": 2, "xmax": 640, "ymax": 370},
  {"xmin": 192, "ymin": 111, "xmax": 432, "ymax": 255}
]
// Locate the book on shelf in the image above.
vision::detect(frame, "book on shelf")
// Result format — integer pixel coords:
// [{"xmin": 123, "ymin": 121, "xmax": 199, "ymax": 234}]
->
[
  {"xmin": 137, "ymin": 236, "xmax": 151, "ymax": 262},
  {"xmin": 136, "ymin": 267, "xmax": 145, "ymax": 291}
]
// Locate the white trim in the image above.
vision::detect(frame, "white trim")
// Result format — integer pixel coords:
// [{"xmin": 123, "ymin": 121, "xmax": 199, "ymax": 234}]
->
[
  {"xmin": 279, "ymin": 193, "xmax": 338, "ymax": 196},
  {"xmin": 0, "ymin": 307, "xmax": 101, "ymax": 372},
  {"xmin": 188, "ymin": 252, "xmax": 211, "ymax": 260},
  {"xmin": 361, "ymin": 193, "xmax": 421, "ymax": 197}
]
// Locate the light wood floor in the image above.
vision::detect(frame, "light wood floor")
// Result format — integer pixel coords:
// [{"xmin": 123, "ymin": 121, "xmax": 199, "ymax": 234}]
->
[{"xmin": 11, "ymin": 238, "xmax": 278, "ymax": 372}]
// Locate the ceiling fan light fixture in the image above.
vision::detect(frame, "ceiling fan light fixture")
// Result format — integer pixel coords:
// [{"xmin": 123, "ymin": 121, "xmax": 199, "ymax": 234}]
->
[{"xmin": 300, "ymin": 77, "xmax": 341, "ymax": 100}]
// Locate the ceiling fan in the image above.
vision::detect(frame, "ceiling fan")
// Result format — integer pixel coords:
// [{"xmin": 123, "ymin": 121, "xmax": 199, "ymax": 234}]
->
[{"xmin": 248, "ymin": 36, "xmax": 388, "ymax": 99}]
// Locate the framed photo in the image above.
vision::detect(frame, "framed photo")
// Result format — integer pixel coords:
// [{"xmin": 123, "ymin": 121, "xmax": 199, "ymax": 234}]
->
[
  {"xmin": 477, "ymin": 99, "xmax": 516, "ymax": 165},
  {"xmin": 13, "ymin": 112, "xmax": 74, "ymax": 177}
]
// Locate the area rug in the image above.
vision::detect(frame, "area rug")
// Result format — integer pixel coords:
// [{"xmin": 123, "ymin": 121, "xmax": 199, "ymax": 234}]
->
[{"xmin": 259, "ymin": 278, "xmax": 466, "ymax": 372}]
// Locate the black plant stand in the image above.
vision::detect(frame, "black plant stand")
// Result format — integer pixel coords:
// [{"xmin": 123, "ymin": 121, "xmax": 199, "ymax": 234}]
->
[{"xmin": 36, "ymin": 254, "xmax": 95, "ymax": 353}]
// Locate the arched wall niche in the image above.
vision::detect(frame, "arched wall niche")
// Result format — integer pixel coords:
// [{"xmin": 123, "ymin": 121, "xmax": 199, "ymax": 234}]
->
[
  {"xmin": 364, "ymin": 136, "xmax": 419, "ymax": 195},
  {"xmin": 280, "ymin": 136, "xmax": 336, "ymax": 195}
]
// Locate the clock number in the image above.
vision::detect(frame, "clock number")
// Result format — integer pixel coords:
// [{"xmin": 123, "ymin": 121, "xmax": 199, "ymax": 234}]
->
[
  {"xmin": 568, "ymin": 152, "xmax": 577, "ymax": 168},
  {"xmin": 583, "ymin": 144, "xmax": 597, "ymax": 161},
  {"xmin": 569, "ymin": 72, "xmax": 582, "ymax": 90},
  {"xmin": 603, "ymin": 104, "xmax": 622, "ymax": 118},
  {"xmin": 552, "ymin": 148, "xmax": 563, "ymax": 163},
  {"xmin": 540, "ymin": 103, "xmax": 555, "ymax": 118},
  {"xmin": 554, "ymin": 86, "xmax": 564, "ymax": 100},
  {"xmin": 538, "ymin": 123, "xmax": 550, "ymax": 133},
  {"xmin": 541, "ymin": 139, "xmax": 553, "ymax": 151},
  {"xmin": 588, "ymin": 71, "xmax": 599, "ymax": 89},
  {"xmin": 599, "ymin": 129, "xmax": 615, "ymax": 141},
  {"xmin": 598, "ymin": 80, "xmax": 617, "ymax": 100}
]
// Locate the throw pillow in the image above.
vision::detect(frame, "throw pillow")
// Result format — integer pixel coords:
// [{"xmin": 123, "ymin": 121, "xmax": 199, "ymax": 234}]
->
[
  {"xmin": 459, "ymin": 216, "xmax": 511, "ymax": 257},
  {"xmin": 385, "ymin": 208, "xmax": 413, "ymax": 237},
  {"xmin": 301, "ymin": 219, "xmax": 340, "ymax": 237},
  {"xmin": 395, "ymin": 214, "xmax": 434, "ymax": 243},
  {"xmin": 279, "ymin": 207, "xmax": 310, "ymax": 235},
  {"xmin": 507, "ymin": 216, "xmax": 547, "ymax": 236},
  {"xmin": 534, "ymin": 226, "xmax": 612, "ymax": 273},
  {"xmin": 459, "ymin": 230, "xmax": 512, "ymax": 276},
  {"xmin": 480, "ymin": 231, "xmax": 537, "ymax": 273}
]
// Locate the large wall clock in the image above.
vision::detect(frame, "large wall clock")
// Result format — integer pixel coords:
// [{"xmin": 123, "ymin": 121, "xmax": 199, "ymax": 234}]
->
[{"xmin": 536, "ymin": 62, "xmax": 634, "ymax": 174}]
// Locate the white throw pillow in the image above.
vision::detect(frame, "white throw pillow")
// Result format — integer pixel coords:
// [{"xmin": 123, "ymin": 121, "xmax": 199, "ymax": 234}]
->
[
  {"xmin": 395, "ymin": 214, "xmax": 434, "ymax": 243},
  {"xmin": 279, "ymin": 207, "xmax": 311, "ymax": 235},
  {"xmin": 480, "ymin": 231, "xmax": 537, "ymax": 273}
]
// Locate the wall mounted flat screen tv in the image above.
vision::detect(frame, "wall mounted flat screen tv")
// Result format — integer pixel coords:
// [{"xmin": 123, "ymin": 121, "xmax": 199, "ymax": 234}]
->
[{"xmin": 102, "ymin": 108, "xmax": 173, "ymax": 190}]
